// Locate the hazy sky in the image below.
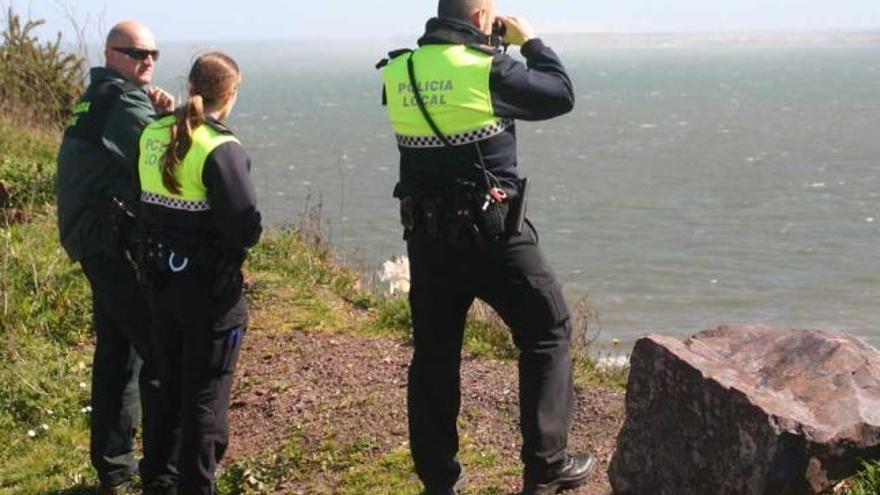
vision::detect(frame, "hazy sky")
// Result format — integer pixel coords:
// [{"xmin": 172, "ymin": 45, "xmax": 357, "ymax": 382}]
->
[{"xmin": 10, "ymin": 0, "xmax": 880, "ymax": 43}]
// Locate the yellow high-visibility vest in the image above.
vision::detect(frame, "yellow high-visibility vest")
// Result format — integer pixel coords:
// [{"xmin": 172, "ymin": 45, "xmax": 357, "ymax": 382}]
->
[
  {"xmin": 382, "ymin": 45, "xmax": 512, "ymax": 148},
  {"xmin": 138, "ymin": 115, "xmax": 239, "ymax": 211}
]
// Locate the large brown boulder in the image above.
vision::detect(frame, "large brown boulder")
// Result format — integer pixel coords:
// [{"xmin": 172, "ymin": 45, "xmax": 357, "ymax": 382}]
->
[{"xmin": 609, "ymin": 325, "xmax": 880, "ymax": 495}]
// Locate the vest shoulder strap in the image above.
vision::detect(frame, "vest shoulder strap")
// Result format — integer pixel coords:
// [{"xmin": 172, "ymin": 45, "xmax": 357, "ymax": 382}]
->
[
  {"xmin": 378, "ymin": 48, "xmax": 414, "ymax": 106},
  {"xmin": 405, "ymin": 52, "xmax": 455, "ymax": 148},
  {"xmin": 376, "ymin": 48, "xmax": 413, "ymax": 70}
]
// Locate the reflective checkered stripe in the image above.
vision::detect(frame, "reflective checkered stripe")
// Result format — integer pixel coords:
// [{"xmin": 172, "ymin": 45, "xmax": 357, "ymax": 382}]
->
[
  {"xmin": 141, "ymin": 191, "xmax": 211, "ymax": 212},
  {"xmin": 395, "ymin": 118, "xmax": 514, "ymax": 148}
]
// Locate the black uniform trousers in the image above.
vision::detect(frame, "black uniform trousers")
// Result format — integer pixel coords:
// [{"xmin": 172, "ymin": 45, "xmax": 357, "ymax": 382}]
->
[
  {"xmin": 149, "ymin": 263, "xmax": 247, "ymax": 495},
  {"xmin": 406, "ymin": 221, "xmax": 575, "ymax": 491},
  {"xmin": 80, "ymin": 254, "xmax": 163, "ymax": 487}
]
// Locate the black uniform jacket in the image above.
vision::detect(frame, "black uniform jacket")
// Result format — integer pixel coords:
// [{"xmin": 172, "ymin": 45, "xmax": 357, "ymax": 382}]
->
[
  {"xmin": 135, "ymin": 119, "xmax": 262, "ymax": 258},
  {"xmin": 386, "ymin": 17, "xmax": 575, "ymax": 194}
]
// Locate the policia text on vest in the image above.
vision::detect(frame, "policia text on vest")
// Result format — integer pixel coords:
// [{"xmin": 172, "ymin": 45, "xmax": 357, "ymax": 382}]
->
[{"xmin": 397, "ymin": 79, "xmax": 455, "ymax": 107}]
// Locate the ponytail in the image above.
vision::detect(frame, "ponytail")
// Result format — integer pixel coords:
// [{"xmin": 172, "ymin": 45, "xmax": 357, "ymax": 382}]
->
[
  {"xmin": 159, "ymin": 51, "xmax": 241, "ymax": 195},
  {"xmin": 161, "ymin": 95, "xmax": 206, "ymax": 194}
]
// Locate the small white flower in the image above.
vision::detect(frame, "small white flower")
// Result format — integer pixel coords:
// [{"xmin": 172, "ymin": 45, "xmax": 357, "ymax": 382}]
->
[
  {"xmin": 46, "ymin": 410, "xmax": 54, "ymax": 416},
  {"xmin": 78, "ymin": 382, "xmax": 87, "ymax": 389},
  {"xmin": 41, "ymin": 424, "xmax": 49, "ymax": 431},
  {"xmin": 27, "ymin": 429, "xmax": 36, "ymax": 438},
  {"xmin": 379, "ymin": 255, "xmax": 411, "ymax": 295},
  {"xmin": 81, "ymin": 406, "xmax": 93, "ymax": 414}
]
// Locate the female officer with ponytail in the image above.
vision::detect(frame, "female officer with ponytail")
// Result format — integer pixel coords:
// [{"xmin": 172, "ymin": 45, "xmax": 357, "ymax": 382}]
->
[{"xmin": 136, "ymin": 51, "xmax": 261, "ymax": 495}]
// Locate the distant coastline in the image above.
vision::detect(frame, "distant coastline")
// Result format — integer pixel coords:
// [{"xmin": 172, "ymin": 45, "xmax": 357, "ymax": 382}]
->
[
  {"xmin": 540, "ymin": 31, "xmax": 880, "ymax": 46},
  {"xmin": 70, "ymin": 30, "xmax": 878, "ymax": 47}
]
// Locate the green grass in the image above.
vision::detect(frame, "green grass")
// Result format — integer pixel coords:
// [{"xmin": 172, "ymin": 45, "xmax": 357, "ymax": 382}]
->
[
  {"xmin": 246, "ymin": 226, "xmax": 368, "ymax": 334},
  {"xmin": 0, "ymin": 112, "xmax": 102, "ymax": 493},
  {"xmin": 369, "ymin": 293, "xmax": 629, "ymax": 388},
  {"xmin": 335, "ymin": 439, "xmax": 517, "ymax": 495},
  {"xmin": 574, "ymin": 353, "xmax": 630, "ymax": 390},
  {"xmin": 846, "ymin": 460, "xmax": 880, "ymax": 495},
  {"xmin": 0, "ymin": 214, "xmax": 95, "ymax": 494},
  {"xmin": 248, "ymin": 226, "xmax": 362, "ymax": 301},
  {"xmin": 216, "ymin": 432, "xmax": 518, "ymax": 495}
]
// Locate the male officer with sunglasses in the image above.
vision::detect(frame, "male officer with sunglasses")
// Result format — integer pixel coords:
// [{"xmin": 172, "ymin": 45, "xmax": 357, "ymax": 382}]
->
[{"xmin": 57, "ymin": 20, "xmax": 175, "ymax": 495}]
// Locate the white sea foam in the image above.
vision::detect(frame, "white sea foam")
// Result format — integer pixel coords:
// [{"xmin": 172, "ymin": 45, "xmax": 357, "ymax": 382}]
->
[{"xmin": 596, "ymin": 354, "xmax": 630, "ymax": 369}]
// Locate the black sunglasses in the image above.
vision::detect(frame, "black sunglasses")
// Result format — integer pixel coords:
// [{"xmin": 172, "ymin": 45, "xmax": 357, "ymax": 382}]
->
[{"xmin": 111, "ymin": 46, "xmax": 160, "ymax": 61}]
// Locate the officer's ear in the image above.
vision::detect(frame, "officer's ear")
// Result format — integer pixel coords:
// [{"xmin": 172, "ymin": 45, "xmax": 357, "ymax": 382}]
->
[
  {"xmin": 470, "ymin": 9, "xmax": 484, "ymax": 31},
  {"xmin": 104, "ymin": 45, "xmax": 118, "ymax": 67},
  {"xmin": 472, "ymin": 7, "xmax": 493, "ymax": 34}
]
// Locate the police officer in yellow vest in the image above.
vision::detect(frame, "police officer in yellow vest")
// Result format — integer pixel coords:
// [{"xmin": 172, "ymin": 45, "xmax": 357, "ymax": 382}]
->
[
  {"xmin": 379, "ymin": 1, "xmax": 596, "ymax": 494},
  {"xmin": 136, "ymin": 52, "xmax": 261, "ymax": 495}
]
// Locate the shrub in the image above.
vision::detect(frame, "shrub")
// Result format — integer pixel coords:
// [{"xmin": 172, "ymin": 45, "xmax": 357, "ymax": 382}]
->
[
  {"xmin": 0, "ymin": 7, "xmax": 85, "ymax": 128},
  {"xmin": 0, "ymin": 117, "xmax": 58, "ymax": 212}
]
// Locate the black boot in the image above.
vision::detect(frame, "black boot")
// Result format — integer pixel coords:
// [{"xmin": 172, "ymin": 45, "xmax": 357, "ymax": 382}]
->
[
  {"xmin": 522, "ymin": 452, "xmax": 596, "ymax": 495},
  {"xmin": 97, "ymin": 479, "xmax": 135, "ymax": 495},
  {"xmin": 425, "ymin": 470, "xmax": 468, "ymax": 495},
  {"xmin": 142, "ymin": 482, "xmax": 178, "ymax": 495}
]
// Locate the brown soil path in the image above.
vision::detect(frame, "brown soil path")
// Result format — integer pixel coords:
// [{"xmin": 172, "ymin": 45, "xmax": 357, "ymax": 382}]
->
[{"xmin": 227, "ymin": 298, "xmax": 624, "ymax": 495}]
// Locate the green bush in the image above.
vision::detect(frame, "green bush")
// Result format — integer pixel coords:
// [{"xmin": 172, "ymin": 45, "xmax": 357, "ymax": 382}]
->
[
  {"xmin": 0, "ymin": 7, "xmax": 85, "ymax": 128},
  {"xmin": 0, "ymin": 117, "xmax": 58, "ymax": 210}
]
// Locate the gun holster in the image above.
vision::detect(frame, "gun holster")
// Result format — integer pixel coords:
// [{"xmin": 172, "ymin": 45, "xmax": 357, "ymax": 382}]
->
[
  {"xmin": 97, "ymin": 196, "xmax": 137, "ymax": 256},
  {"xmin": 507, "ymin": 177, "xmax": 529, "ymax": 236}
]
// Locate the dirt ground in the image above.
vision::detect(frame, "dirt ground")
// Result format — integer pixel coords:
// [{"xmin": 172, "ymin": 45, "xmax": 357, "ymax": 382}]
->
[{"xmin": 227, "ymin": 316, "xmax": 625, "ymax": 495}]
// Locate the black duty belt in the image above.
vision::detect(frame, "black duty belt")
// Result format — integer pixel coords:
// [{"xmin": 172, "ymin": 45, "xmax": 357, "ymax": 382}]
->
[{"xmin": 395, "ymin": 182, "xmax": 511, "ymax": 243}]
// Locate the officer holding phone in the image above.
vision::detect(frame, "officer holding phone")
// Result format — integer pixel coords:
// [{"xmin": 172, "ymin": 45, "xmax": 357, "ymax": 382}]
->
[
  {"xmin": 378, "ymin": 1, "xmax": 596, "ymax": 494},
  {"xmin": 56, "ymin": 21, "xmax": 174, "ymax": 494}
]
